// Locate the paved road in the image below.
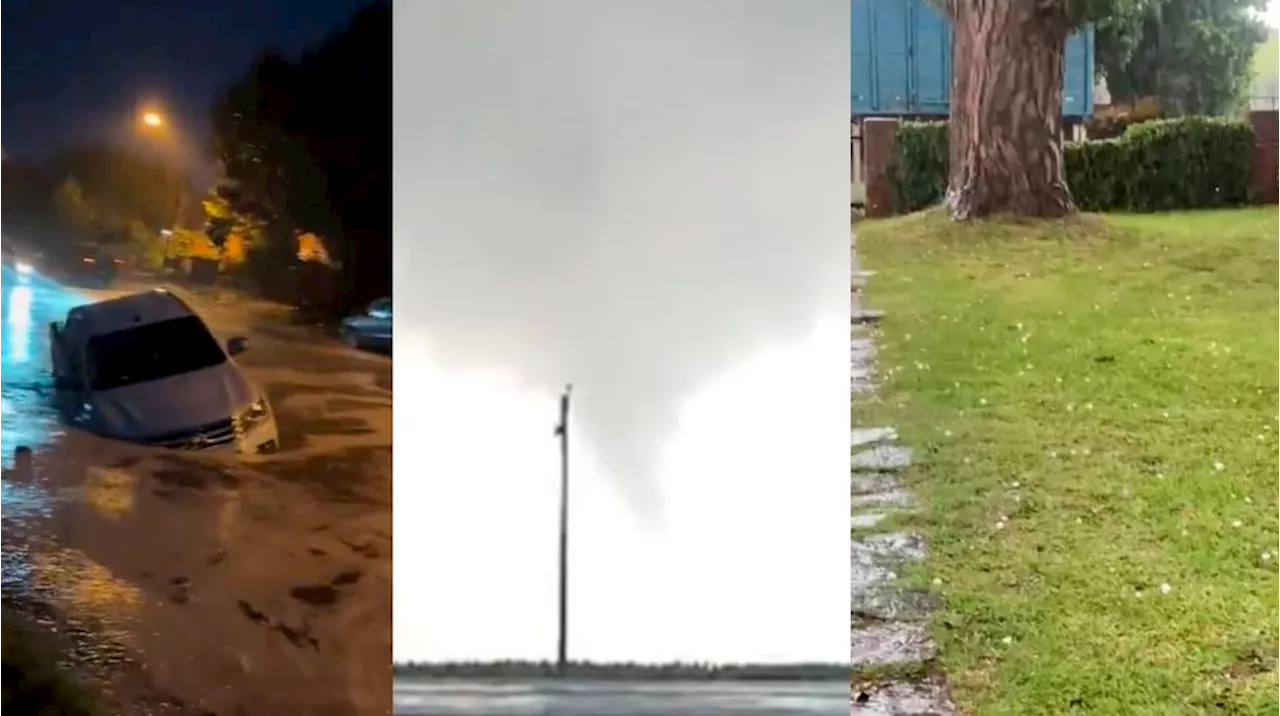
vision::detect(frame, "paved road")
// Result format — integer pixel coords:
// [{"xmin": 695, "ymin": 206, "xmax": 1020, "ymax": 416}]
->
[
  {"xmin": 393, "ymin": 680, "xmax": 851, "ymax": 716},
  {"xmin": 1, "ymin": 267, "xmax": 392, "ymax": 716}
]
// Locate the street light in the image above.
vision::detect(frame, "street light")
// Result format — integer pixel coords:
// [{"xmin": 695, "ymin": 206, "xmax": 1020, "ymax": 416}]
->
[{"xmin": 136, "ymin": 108, "xmax": 187, "ymax": 238}]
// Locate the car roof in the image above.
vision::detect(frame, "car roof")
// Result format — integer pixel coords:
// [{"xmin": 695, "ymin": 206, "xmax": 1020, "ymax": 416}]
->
[{"xmin": 69, "ymin": 289, "xmax": 198, "ymax": 337}]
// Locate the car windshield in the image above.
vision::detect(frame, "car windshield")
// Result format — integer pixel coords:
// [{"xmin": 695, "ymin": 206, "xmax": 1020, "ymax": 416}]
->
[{"xmin": 86, "ymin": 316, "xmax": 227, "ymax": 391}]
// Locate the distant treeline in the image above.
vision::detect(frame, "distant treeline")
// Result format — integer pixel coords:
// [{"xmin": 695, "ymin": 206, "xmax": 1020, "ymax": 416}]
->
[{"xmin": 392, "ymin": 660, "xmax": 850, "ymax": 681}]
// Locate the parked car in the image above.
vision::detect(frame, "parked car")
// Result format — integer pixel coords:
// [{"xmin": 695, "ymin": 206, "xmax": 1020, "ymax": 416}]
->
[
  {"xmin": 63, "ymin": 244, "xmax": 125, "ymax": 287},
  {"xmin": 340, "ymin": 297, "xmax": 392, "ymax": 352},
  {"xmin": 48, "ymin": 288, "xmax": 280, "ymax": 454}
]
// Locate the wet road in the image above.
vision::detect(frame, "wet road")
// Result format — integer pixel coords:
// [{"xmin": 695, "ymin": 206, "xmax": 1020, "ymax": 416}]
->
[
  {"xmin": 393, "ymin": 680, "xmax": 851, "ymax": 715},
  {"xmin": 1, "ymin": 267, "xmax": 393, "ymax": 716}
]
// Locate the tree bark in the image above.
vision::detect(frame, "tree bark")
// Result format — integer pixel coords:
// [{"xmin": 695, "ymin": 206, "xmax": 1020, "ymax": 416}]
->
[{"xmin": 944, "ymin": 0, "xmax": 1077, "ymax": 220}]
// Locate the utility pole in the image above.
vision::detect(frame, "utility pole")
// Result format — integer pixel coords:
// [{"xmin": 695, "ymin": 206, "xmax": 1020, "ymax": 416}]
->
[{"xmin": 554, "ymin": 384, "xmax": 572, "ymax": 676}]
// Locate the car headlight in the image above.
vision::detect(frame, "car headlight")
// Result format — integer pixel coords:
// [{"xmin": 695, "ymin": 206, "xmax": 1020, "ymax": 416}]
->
[{"xmin": 239, "ymin": 398, "xmax": 271, "ymax": 427}]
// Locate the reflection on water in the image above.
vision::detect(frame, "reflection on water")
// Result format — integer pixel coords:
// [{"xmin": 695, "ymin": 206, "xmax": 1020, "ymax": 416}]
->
[
  {"xmin": 7, "ymin": 284, "xmax": 32, "ymax": 363},
  {"xmin": 392, "ymin": 680, "xmax": 850, "ymax": 716},
  {"xmin": 83, "ymin": 466, "xmax": 138, "ymax": 520},
  {"xmin": 398, "ymin": 317, "xmax": 849, "ymax": 664},
  {"xmin": 217, "ymin": 487, "xmax": 245, "ymax": 544},
  {"xmin": 1, "ymin": 270, "xmax": 86, "ymax": 468},
  {"xmin": 0, "ymin": 281, "xmax": 145, "ymax": 671},
  {"xmin": 28, "ymin": 547, "xmax": 144, "ymax": 640}
]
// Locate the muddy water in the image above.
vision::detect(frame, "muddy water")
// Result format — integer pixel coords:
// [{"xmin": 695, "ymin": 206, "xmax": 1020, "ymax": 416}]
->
[{"xmin": 2, "ymin": 270, "xmax": 394, "ymax": 715}]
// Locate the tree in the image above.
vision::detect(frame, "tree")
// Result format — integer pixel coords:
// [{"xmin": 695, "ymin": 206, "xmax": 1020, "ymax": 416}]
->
[
  {"xmin": 210, "ymin": 0, "xmax": 389, "ymax": 313},
  {"xmin": 1097, "ymin": 0, "xmax": 1266, "ymax": 116},
  {"xmin": 53, "ymin": 176, "xmax": 99, "ymax": 235},
  {"xmin": 202, "ymin": 190, "xmax": 263, "ymax": 256},
  {"xmin": 47, "ymin": 144, "xmax": 192, "ymax": 252},
  {"xmin": 942, "ymin": 0, "xmax": 1147, "ymax": 219}
]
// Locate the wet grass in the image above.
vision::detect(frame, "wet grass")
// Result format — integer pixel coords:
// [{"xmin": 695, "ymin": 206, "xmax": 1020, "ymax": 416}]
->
[
  {"xmin": 2, "ymin": 611, "xmax": 105, "ymax": 715},
  {"xmin": 855, "ymin": 208, "xmax": 1280, "ymax": 715}
]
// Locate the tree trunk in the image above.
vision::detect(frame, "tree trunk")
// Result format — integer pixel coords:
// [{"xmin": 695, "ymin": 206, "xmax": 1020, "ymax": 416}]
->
[{"xmin": 945, "ymin": 1, "xmax": 1076, "ymax": 220}]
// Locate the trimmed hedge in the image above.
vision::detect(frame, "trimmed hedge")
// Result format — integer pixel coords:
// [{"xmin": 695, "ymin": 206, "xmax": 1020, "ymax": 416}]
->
[
  {"xmin": 889, "ymin": 116, "xmax": 1256, "ymax": 213},
  {"xmin": 890, "ymin": 122, "xmax": 949, "ymax": 214}
]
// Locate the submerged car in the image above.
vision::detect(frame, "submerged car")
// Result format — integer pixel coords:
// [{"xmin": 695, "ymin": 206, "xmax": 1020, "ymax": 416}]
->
[
  {"xmin": 340, "ymin": 297, "xmax": 392, "ymax": 352},
  {"xmin": 48, "ymin": 289, "xmax": 280, "ymax": 454}
]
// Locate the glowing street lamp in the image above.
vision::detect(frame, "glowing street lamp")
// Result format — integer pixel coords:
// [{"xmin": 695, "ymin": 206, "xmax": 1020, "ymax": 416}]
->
[{"xmin": 141, "ymin": 111, "xmax": 165, "ymax": 128}]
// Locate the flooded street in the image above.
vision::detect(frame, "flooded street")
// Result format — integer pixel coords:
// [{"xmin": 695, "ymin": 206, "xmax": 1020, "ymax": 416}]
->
[{"xmin": 1, "ymin": 267, "xmax": 393, "ymax": 716}]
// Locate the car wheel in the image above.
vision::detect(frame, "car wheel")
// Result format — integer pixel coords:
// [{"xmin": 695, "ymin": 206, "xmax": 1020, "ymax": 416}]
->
[{"xmin": 341, "ymin": 328, "xmax": 361, "ymax": 349}]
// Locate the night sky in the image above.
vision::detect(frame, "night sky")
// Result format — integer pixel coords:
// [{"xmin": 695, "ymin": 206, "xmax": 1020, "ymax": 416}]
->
[{"xmin": 2, "ymin": 0, "xmax": 371, "ymax": 172}]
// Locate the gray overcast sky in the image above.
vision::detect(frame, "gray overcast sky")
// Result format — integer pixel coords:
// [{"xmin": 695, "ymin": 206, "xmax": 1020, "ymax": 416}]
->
[{"xmin": 393, "ymin": 0, "xmax": 850, "ymax": 663}]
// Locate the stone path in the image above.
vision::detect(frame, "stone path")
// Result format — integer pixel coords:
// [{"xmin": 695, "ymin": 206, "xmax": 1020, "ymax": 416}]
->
[{"xmin": 850, "ymin": 237, "xmax": 956, "ymax": 716}]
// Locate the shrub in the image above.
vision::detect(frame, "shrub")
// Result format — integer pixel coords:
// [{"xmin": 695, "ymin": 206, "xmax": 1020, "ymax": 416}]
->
[
  {"xmin": 888, "ymin": 122, "xmax": 949, "ymax": 213},
  {"xmin": 889, "ymin": 116, "xmax": 1256, "ymax": 213},
  {"xmin": 1116, "ymin": 116, "xmax": 1254, "ymax": 210}
]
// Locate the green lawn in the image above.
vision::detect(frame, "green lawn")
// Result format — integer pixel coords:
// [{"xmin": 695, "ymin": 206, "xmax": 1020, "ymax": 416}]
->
[{"xmin": 855, "ymin": 208, "xmax": 1279, "ymax": 715}]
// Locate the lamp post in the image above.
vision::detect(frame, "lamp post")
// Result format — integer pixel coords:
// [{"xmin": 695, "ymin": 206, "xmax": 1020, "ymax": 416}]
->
[{"xmin": 137, "ymin": 107, "xmax": 190, "ymax": 259}]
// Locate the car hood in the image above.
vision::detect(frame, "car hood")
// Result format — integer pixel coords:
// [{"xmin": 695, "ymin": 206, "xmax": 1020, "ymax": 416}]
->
[{"xmin": 90, "ymin": 362, "xmax": 259, "ymax": 440}]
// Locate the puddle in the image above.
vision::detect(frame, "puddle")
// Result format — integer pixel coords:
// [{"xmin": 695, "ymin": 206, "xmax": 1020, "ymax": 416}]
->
[
  {"xmin": 851, "ymin": 622, "xmax": 936, "ymax": 667},
  {"xmin": 852, "ymin": 446, "xmax": 913, "ymax": 471}
]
